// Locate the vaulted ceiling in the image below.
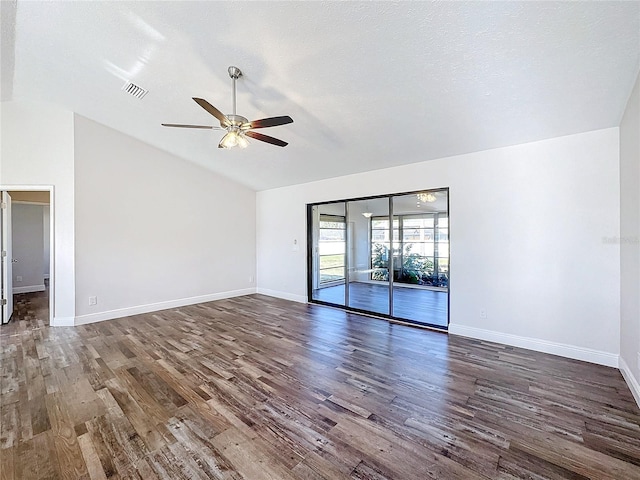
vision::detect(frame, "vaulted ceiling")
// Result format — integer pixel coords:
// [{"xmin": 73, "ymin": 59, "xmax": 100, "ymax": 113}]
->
[{"xmin": 2, "ymin": 1, "xmax": 639, "ymax": 190}]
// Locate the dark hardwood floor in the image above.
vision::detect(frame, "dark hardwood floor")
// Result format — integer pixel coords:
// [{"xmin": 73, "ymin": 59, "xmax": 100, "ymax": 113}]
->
[
  {"xmin": 312, "ymin": 282, "xmax": 448, "ymax": 327},
  {"xmin": 1, "ymin": 292, "xmax": 639, "ymax": 479}
]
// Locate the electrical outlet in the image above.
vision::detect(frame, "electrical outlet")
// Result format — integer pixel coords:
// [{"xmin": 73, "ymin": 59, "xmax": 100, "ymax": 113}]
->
[
  {"xmin": 249, "ymin": 276, "xmax": 254, "ymax": 283},
  {"xmin": 16, "ymin": 276, "xmax": 22, "ymax": 282},
  {"xmin": 637, "ymin": 352, "xmax": 640, "ymax": 371},
  {"xmin": 89, "ymin": 296, "xmax": 97, "ymax": 306},
  {"xmin": 479, "ymin": 309, "xmax": 487, "ymax": 319}
]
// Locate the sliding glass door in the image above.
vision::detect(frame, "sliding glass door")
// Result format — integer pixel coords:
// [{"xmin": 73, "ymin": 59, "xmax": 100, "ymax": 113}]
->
[
  {"xmin": 308, "ymin": 188, "xmax": 449, "ymax": 329},
  {"xmin": 311, "ymin": 203, "xmax": 346, "ymax": 305},
  {"xmin": 390, "ymin": 192, "xmax": 449, "ymax": 325},
  {"xmin": 346, "ymin": 197, "xmax": 390, "ymax": 316}
]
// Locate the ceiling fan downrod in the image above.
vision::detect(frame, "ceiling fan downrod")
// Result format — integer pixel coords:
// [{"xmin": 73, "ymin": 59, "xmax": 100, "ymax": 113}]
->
[{"xmin": 228, "ymin": 66, "xmax": 242, "ymax": 116}]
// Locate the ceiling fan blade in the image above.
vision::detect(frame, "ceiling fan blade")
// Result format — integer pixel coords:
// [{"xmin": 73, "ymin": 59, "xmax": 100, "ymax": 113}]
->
[
  {"xmin": 192, "ymin": 98, "xmax": 228, "ymax": 126},
  {"xmin": 245, "ymin": 130, "xmax": 288, "ymax": 147},
  {"xmin": 246, "ymin": 116, "xmax": 293, "ymax": 129},
  {"xmin": 161, "ymin": 123, "xmax": 215, "ymax": 129}
]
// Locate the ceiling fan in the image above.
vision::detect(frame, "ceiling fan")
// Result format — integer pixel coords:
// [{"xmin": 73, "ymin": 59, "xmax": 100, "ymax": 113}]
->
[{"xmin": 162, "ymin": 66, "xmax": 293, "ymax": 148}]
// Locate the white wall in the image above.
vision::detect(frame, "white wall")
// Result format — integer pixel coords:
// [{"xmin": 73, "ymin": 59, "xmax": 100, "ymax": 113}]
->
[
  {"xmin": 0, "ymin": 101, "xmax": 75, "ymax": 325},
  {"xmin": 620, "ymin": 70, "xmax": 640, "ymax": 406},
  {"xmin": 257, "ymin": 128, "xmax": 621, "ymax": 366},
  {"xmin": 11, "ymin": 203, "xmax": 45, "ymax": 293},
  {"xmin": 73, "ymin": 115, "xmax": 256, "ymax": 323}
]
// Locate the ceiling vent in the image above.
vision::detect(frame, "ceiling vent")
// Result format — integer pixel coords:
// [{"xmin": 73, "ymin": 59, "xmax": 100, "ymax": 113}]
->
[{"xmin": 122, "ymin": 81, "xmax": 148, "ymax": 100}]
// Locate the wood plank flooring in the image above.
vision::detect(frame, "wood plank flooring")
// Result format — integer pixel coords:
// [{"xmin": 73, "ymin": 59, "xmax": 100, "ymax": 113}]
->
[
  {"xmin": 313, "ymin": 282, "xmax": 448, "ymax": 327},
  {"xmin": 1, "ymin": 291, "xmax": 640, "ymax": 479}
]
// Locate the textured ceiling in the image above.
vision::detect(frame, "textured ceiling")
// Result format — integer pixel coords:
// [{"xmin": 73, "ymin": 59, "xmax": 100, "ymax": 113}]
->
[{"xmin": 2, "ymin": 1, "xmax": 639, "ymax": 191}]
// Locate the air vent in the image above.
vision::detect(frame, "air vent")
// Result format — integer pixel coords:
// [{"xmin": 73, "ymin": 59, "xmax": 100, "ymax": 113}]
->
[{"xmin": 122, "ymin": 81, "xmax": 148, "ymax": 100}]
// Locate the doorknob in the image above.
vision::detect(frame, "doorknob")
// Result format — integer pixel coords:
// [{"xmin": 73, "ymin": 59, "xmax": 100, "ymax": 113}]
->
[{"xmin": 11, "ymin": 259, "xmax": 17, "ymax": 263}]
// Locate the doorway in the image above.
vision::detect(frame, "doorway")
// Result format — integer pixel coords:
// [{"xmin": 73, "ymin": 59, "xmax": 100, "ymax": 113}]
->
[
  {"xmin": 307, "ymin": 189, "xmax": 449, "ymax": 330},
  {"xmin": 1, "ymin": 188, "xmax": 53, "ymax": 326}
]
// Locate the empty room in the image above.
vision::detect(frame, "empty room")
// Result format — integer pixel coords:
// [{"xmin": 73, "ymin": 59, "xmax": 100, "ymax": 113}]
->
[{"xmin": 1, "ymin": 1, "xmax": 640, "ymax": 479}]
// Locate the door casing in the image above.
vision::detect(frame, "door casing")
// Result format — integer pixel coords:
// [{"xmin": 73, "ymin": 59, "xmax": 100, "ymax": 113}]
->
[
  {"xmin": 0, "ymin": 185, "xmax": 55, "ymax": 326},
  {"xmin": 1, "ymin": 191, "xmax": 14, "ymax": 324}
]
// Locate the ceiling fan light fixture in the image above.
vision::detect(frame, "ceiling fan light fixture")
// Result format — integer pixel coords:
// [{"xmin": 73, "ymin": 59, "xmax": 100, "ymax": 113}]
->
[
  {"xmin": 237, "ymin": 133, "xmax": 249, "ymax": 149},
  {"xmin": 220, "ymin": 127, "xmax": 249, "ymax": 149},
  {"xmin": 417, "ymin": 192, "xmax": 437, "ymax": 203},
  {"xmin": 220, "ymin": 131, "xmax": 239, "ymax": 149}
]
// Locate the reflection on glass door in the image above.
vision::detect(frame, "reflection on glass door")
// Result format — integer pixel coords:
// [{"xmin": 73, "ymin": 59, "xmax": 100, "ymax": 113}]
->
[
  {"xmin": 308, "ymin": 189, "xmax": 449, "ymax": 329},
  {"xmin": 347, "ymin": 197, "xmax": 389, "ymax": 316}
]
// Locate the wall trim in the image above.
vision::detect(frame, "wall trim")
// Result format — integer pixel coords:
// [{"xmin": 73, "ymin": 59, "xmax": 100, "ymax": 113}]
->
[
  {"xmin": 52, "ymin": 316, "xmax": 74, "ymax": 327},
  {"xmin": 74, "ymin": 288, "xmax": 256, "ymax": 326},
  {"xmin": 13, "ymin": 284, "xmax": 46, "ymax": 294},
  {"xmin": 620, "ymin": 356, "xmax": 640, "ymax": 409},
  {"xmin": 256, "ymin": 288, "xmax": 308, "ymax": 304},
  {"xmin": 449, "ymin": 324, "xmax": 619, "ymax": 368}
]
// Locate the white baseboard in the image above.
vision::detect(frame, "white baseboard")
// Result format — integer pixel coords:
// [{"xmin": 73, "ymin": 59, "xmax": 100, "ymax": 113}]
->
[
  {"xmin": 13, "ymin": 284, "xmax": 45, "ymax": 294},
  {"xmin": 619, "ymin": 356, "xmax": 640, "ymax": 409},
  {"xmin": 74, "ymin": 288, "xmax": 256, "ymax": 326},
  {"xmin": 449, "ymin": 324, "xmax": 619, "ymax": 368},
  {"xmin": 51, "ymin": 316, "xmax": 75, "ymax": 327},
  {"xmin": 256, "ymin": 288, "xmax": 307, "ymax": 304}
]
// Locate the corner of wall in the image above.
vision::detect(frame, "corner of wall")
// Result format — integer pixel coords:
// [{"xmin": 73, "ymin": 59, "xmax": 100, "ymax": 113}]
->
[
  {"xmin": 619, "ymin": 68, "xmax": 640, "ymax": 408},
  {"xmin": 619, "ymin": 357, "xmax": 640, "ymax": 408}
]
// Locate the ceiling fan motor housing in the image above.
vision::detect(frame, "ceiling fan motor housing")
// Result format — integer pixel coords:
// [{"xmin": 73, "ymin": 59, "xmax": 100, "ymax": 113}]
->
[{"xmin": 225, "ymin": 114, "xmax": 249, "ymax": 127}]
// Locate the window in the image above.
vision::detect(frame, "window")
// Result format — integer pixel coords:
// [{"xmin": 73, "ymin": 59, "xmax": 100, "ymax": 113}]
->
[
  {"xmin": 370, "ymin": 213, "xmax": 449, "ymax": 287},
  {"xmin": 318, "ymin": 215, "xmax": 345, "ymax": 284}
]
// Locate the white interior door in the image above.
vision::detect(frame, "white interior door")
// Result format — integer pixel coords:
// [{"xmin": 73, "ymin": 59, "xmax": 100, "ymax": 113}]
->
[{"xmin": 1, "ymin": 191, "xmax": 14, "ymax": 324}]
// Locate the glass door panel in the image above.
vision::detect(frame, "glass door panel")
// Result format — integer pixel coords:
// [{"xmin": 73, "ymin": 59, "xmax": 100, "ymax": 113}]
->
[
  {"xmin": 391, "ymin": 191, "xmax": 449, "ymax": 327},
  {"xmin": 347, "ymin": 197, "xmax": 390, "ymax": 316},
  {"xmin": 435, "ymin": 214, "xmax": 449, "ymax": 286},
  {"xmin": 311, "ymin": 202, "xmax": 346, "ymax": 306},
  {"xmin": 307, "ymin": 188, "xmax": 450, "ymax": 329}
]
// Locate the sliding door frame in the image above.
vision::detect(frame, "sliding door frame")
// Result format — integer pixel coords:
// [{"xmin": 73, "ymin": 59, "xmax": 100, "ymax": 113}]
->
[{"xmin": 306, "ymin": 188, "xmax": 450, "ymax": 332}]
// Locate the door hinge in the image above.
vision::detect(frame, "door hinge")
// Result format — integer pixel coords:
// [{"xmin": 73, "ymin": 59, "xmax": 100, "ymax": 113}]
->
[
  {"xmin": 1, "ymin": 299, "xmax": 7, "ymax": 306},
  {"xmin": 0, "ymin": 202, "xmax": 6, "ymax": 209},
  {"xmin": 1, "ymin": 251, "xmax": 6, "ymax": 257}
]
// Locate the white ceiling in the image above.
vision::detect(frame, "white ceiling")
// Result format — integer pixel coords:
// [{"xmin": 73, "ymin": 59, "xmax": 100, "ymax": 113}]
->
[{"xmin": 2, "ymin": 1, "xmax": 639, "ymax": 191}]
